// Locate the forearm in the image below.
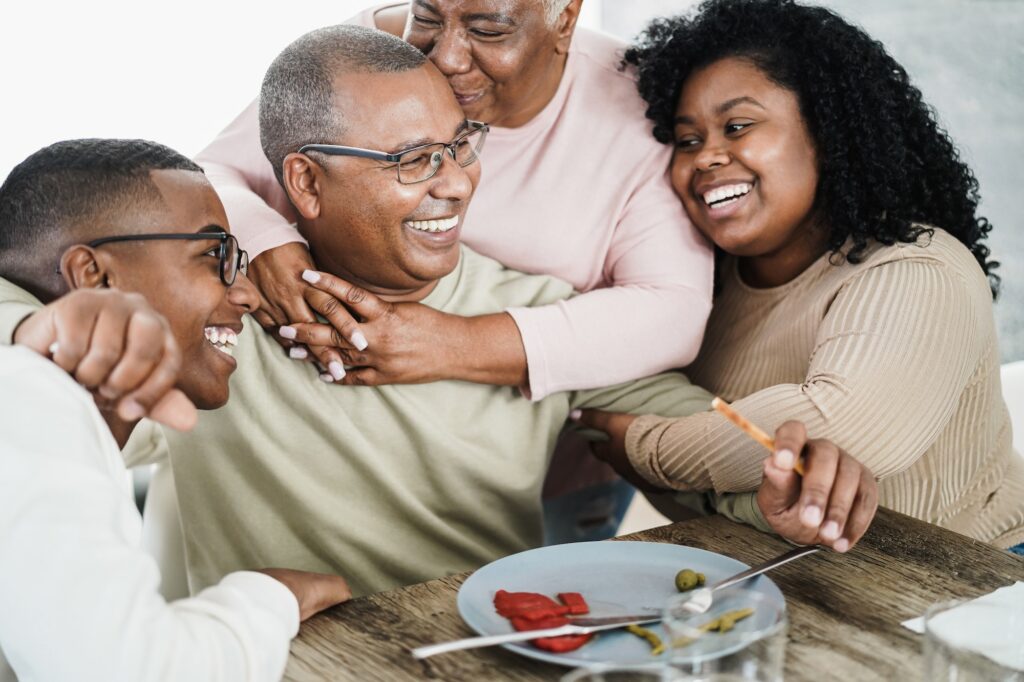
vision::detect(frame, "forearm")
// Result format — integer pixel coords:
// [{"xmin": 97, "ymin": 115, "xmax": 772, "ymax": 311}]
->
[
  {"xmin": 508, "ymin": 283, "xmax": 711, "ymax": 399},
  {"xmin": 445, "ymin": 311, "xmax": 527, "ymax": 387}
]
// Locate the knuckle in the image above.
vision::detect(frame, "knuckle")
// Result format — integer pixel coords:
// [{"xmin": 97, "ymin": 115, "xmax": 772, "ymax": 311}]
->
[{"xmin": 345, "ymin": 286, "xmax": 367, "ymax": 306}]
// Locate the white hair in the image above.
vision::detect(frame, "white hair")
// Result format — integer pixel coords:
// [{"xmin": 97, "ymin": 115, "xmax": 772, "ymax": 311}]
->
[{"xmin": 543, "ymin": 0, "xmax": 572, "ymax": 24}]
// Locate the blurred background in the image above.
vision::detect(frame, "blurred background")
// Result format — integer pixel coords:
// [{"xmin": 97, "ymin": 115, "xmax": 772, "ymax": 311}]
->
[{"xmin": 2, "ymin": 0, "xmax": 1020, "ymax": 358}]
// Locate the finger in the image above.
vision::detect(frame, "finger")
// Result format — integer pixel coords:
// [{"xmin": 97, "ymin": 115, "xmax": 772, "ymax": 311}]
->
[
  {"xmin": 772, "ymin": 420, "xmax": 808, "ymax": 471},
  {"xmin": 95, "ymin": 310, "xmax": 166, "ymax": 401},
  {"xmin": 303, "ymin": 288, "xmax": 368, "ymax": 350},
  {"xmin": 336, "ymin": 367, "xmax": 382, "ymax": 387},
  {"xmin": 280, "ymin": 321, "xmax": 356, "ymax": 350},
  {"xmin": 71, "ymin": 304, "xmax": 133, "ymax": 389},
  {"xmin": 145, "ymin": 388, "xmax": 198, "ymax": 431},
  {"xmin": 796, "ymin": 439, "xmax": 840, "ymax": 530},
  {"xmin": 575, "ymin": 409, "xmax": 615, "ymax": 434},
  {"xmin": 818, "ymin": 453, "xmax": 862, "ymax": 545},
  {"xmin": 252, "ymin": 308, "xmax": 280, "ymax": 333},
  {"xmin": 116, "ymin": 322, "xmax": 182, "ymax": 422},
  {"xmin": 836, "ymin": 468, "xmax": 879, "ymax": 552},
  {"xmin": 308, "ymin": 344, "xmax": 347, "ymax": 382},
  {"xmin": 303, "ymin": 269, "xmax": 389, "ymax": 330},
  {"xmin": 758, "ymin": 455, "xmax": 802, "ymax": 516},
  {"xmin": 49, "ymin": 301, "xmax": 102, "ymax": 374}
]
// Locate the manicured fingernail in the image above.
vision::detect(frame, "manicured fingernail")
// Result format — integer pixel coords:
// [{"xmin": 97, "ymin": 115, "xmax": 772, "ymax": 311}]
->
[
  {"xmin": 302, "ymin": 269, "xmax": 321, "ymax": 284},
  {"xmin": 48, "ymin": 341, "xmax": 60, "ymax": 356},
  {"xmin": 99, "ymin": 384, "xmax": 120, "ymax": 400},
  {"xmin": 351, "ymin": 330, "xmax": 368, "ymax": 351},
  {"xmin": 821, "ymin": 521, "xmax": 840, "ymax": 540},
  {"xmin": 569, "ymin": 409, "xmax": 583, "ymax": 421},
  {"xmin": 774, "ymin": 448, "xmax": 795, "ymax": 469},
  {"xmin": 801, "ymin": 505, "xmax": 823, "ymax": 527},
  {"xmin": 318, "ymin": 373, "xmax": 334, "ymax": 383},
  {"xmin": 279, "ymin": 325, "xmax": 297, "ymax": 340},
  {"xmin": 289, "ymin": 346, "xmax": 308, "ymax": 360},
  {"xmin": 119, "ymin": 399, "xmax": 146, "ymax": 421},
  {"xmin": 328, "ymin": 361, "xmax": 346, "ymax": 381},
  {"xmin": 834, "ymin": 539, "xmax": 850, "ymax": 553}
]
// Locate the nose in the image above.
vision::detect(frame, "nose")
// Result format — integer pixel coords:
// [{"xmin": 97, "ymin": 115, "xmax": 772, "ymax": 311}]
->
[
  {"xmin": 429, "ymin": 28, "xmax": 472, "ymax": 76},
  {"xmin": 227, "ymin": 271, "xmax": 260, "ymax": 314},
  {"xmin": 694, "ymin": 138, "xmax": 731, "ymax": 172},
  {"xmin": 430, "ymin": 151, "xmax": 474, "ymax": 203}
]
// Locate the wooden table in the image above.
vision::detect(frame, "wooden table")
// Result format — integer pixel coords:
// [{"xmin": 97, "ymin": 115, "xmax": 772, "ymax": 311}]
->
[{"xmin": 284, "ymin": 508, "xmax": 1024, "ymax": 681}]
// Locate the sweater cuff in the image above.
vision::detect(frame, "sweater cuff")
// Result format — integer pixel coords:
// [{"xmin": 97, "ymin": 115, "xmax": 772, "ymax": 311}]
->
[
  {"xmin": 2, "ymin": 301, "xmax": 42, "ymax": 345},
  {"xmin": 625, "ymin": 414, "xmax": 678, "ymax": 488},
  {"xmin": 505, "ymin": 306, "xmax": 551, "ymax": 401},
  {"xmin": 219, "ymin": 571, "xmax": 300, "ymax": 638},
  {"xmin": 243, "ymin": 224, "xmax": 308, "ymax": 261}
]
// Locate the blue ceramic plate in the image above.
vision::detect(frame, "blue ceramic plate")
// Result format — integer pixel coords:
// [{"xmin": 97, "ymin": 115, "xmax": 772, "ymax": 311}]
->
[{"xmin": 457, "ymin": 541, "xmax": 785, "ymax": 669}]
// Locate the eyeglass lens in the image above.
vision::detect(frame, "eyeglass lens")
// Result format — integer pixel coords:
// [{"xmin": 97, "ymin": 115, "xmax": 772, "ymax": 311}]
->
[{"xmin": 396, "ymin": 127, "xmax": 485, "ymax": 184}]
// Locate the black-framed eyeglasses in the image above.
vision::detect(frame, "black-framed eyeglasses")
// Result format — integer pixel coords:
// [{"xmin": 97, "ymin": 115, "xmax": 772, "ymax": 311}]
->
[
  {"xmin": 80, "ymin": 231, "xmax": 249, "ymax": 287},
  {"xmin": 298, "ymin": 120, "xmax": 489, "ymax": 185}
]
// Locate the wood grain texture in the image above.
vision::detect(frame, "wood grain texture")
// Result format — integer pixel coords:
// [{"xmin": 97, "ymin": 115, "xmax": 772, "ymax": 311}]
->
[{"xmin": 284, "ymin": 508, "xmax": 1024, "ymax": 681}]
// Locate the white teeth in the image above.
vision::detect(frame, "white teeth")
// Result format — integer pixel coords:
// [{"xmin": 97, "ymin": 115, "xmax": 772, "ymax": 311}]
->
[
  {"xmin": 204, "ymin": 326, "xmax": 239, "ymax": 356},
  {"xmin": 703, "ymin": 183, "xmax": 753, "ymax": 206},
  {"xmin": 406, "ymin": 216, "xmax": 459, "ymax": 233}
]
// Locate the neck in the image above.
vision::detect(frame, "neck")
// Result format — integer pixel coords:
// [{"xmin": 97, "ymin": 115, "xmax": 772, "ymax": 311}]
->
[
  {"xmin": 494, "ymin": 52, "xmax": 568, "ymax": 128},
  {"xmin": 310, "ymin": 247, "xmax": 441, "ymax": 304},
  {"xmin": 737, "ymin": 228, "xmax": 830, "ymax": 289}
]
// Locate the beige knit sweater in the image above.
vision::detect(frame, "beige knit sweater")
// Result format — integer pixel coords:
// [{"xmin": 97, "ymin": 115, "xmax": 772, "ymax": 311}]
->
[{"xmin": 627, "ymin": 229, "xmax": 1024, "ymax": 548}]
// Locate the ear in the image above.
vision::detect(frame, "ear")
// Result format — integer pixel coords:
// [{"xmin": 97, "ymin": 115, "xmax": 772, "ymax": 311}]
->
[
  {"xmin": 59, "ymin": 245, "xmax": 108, "ymax": 291},
  {"xmin": 282, "ymin": 152, "xmax": 324, "ymax": 221},
  {"xmin": 553, "ymin": 0, "xmax": 583, "ymax": 55}
]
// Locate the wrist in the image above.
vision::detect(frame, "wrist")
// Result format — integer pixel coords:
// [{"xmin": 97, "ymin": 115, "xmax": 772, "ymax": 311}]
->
[{"xmin": 446, "ymin": 313, "xmax": 527, "ymax": 386}]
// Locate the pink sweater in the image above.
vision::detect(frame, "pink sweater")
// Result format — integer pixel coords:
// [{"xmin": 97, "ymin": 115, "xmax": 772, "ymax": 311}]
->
[{"xmin": 195, "ymin": 15, "xmax": 713, "ymax": 400}]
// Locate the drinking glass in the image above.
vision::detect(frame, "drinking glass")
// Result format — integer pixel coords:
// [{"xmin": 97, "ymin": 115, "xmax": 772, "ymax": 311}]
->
[
  {"xmin": 561, "ymin": 666, "xmax": 668, "ymax": 682},
  {"xmin": 924, "ymin": 600, "xmax": 1024, "ymax": 681},
  {"xmin": 661, "ymin": 587, "xmax": 786, "ymax": 682}
]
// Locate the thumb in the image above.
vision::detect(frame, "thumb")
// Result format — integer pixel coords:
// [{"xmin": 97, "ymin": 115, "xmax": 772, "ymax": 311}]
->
[
  {"xmin": 143, "ymin": 389, "xmax": 198, "ymax": 432},
  {"xmin": 759, "ymin": 456, "xmax": 801, "ymax": 515},
  {"xmin": 11, "ymin": 307, "xmax": 56, "ymax": 356}
]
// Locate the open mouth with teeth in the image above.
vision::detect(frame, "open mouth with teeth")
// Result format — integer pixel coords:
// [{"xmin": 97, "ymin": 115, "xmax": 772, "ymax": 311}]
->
[
  {"xmin": 204, "ymin": 326, "xmax": 239, "ymax": 357},
  {"xmin": 702, "ymin": 182, "xmax": 753, "ymax": 209},
  {"xmin": 404, "ymin": 216, "xmax": 459, "ymax": 234}
]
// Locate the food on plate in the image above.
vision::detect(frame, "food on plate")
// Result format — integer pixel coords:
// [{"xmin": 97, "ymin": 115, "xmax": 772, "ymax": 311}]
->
[
  {"xmin": 670, "ymin": 607, "xmax": 756, "ymax": 648},
  {"xmin": 625, "ymin": 623, "xmax": 665, "ymax": 655},
  {"xmin": 675, "ymin": 568, "xmax": 707, "ymax": 592},
  {"xmin": 493, "ymin": 590, "xmax": 593, "ymax": 653},
  {"xmin": 557, "ymin": 592, "xmax": 590, "ymax": 615}
]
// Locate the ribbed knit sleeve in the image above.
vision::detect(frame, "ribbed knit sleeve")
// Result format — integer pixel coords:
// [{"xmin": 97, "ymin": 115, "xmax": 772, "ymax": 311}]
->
[{"xmin": 627, "ymin": 256, "xmax": 979, "ymax": 493}]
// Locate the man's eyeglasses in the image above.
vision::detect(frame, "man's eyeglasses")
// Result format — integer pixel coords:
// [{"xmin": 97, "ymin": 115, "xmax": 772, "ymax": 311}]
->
[
  {"xmin": 82, "ymin": 231, "xmax": 249, "ymax": 287},
  {"xmin": 298, "ymin": 120, "xmax": 489, "ymax": 185}
]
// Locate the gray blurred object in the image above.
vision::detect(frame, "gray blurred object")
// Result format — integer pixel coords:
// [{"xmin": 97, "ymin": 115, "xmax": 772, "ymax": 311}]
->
[{"xmin": 600, "ymin": 0, "xmax": 1024, "ymax": 361}]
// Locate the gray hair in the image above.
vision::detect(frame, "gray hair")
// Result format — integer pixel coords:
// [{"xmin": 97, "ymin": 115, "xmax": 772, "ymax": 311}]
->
[
  {"xmin": 259, "ymin": 25, "xmax": 427, "ymax": 185},
  {"xmin": 544, "ymin": 0, "xmax": 572, "ymax": 23}
]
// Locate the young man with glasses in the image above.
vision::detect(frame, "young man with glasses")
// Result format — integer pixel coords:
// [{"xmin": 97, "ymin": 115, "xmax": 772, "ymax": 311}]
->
[
  {"xmin": 0, "ymin": 138, "xmax": 351, "ymax": 682},
  {"xmin": 147, "ymin": 27, "xmax": 875, "ymax": 600}
]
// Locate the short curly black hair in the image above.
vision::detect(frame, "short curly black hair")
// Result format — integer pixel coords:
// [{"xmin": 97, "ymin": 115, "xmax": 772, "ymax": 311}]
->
[{"xmin": 624, "ymin": 0, "xmax": 999, "ymax": 296}]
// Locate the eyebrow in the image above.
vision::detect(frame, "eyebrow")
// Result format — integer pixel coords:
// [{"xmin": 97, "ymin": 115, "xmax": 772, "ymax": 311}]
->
[
  {"xmin": 414, "ymin": 0, "xmax": 516, "ymax": 25},
  {"xmin": 196, "ymin": 224, "xmax": 227, "ymax": 235},
  {"xmin": 389, "ymin": 120, "xmax": 471, "ymax": 154},
  {"xmin": 674, "ymin": 96, "xmax": 767, "ymax": 125}
]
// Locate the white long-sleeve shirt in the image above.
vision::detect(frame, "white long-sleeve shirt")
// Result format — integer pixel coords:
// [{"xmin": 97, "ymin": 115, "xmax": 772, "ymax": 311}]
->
[{"xmin": 0, "ymin": 345, "xmax": 300, "ymax": 682}]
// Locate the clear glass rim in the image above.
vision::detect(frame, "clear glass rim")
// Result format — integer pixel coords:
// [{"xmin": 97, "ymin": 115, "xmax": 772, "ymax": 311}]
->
[{"xmin": 662, "ymin": 588, "xmax": 788, "ymax": 664}]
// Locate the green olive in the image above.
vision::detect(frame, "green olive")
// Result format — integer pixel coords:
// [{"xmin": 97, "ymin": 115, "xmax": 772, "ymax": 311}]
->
[{"xmin": 675, "ymin": 568, "xmax": 699, "ymax": 592}]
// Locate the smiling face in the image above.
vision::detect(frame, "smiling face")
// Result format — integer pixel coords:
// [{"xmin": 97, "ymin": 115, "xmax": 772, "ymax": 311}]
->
[
  {"xmin": 403, "ymin": 0, "xmax": 574, "ymax": 127},
  {"xmin": 293, "ymin": 64, "xmax": 480, "ymax": 300},
  {"xmin": 672, "ymin": 57, "xmax": 823, "ymax": 284},
  {"xmin": 94, "ymin": 170, "xmax": 260, "ymax": 409}
]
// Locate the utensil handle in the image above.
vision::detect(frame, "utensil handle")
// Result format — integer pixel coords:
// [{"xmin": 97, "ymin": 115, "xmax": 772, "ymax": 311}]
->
[
  {"xmin": 712, "ymin": 544, "xmax": 820, "ymax": 592},
  {"xmin": 411, "ymin": 624, "xmax": 582, "ymax": 659}
]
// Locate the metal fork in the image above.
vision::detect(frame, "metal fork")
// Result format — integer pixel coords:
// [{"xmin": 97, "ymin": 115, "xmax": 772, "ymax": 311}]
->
[{"xmin": 410, "ymin": 544, "xmax": 820, "ymax": 659}]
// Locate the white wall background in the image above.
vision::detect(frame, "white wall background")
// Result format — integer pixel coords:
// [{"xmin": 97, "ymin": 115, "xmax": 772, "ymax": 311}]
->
[{"xmin": 2, "ymin": 0, "xmax": 1020, "ymax": 358}]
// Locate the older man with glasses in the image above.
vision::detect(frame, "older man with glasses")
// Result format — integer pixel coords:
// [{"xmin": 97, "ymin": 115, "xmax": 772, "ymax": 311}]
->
[{"xmin": 195, "ymin": 0, "xmax": 714, "ymax": 542}]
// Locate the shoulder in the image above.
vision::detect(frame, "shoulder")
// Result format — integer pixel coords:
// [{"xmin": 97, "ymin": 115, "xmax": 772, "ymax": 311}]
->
[
  {"xmin": 453, "ymin": 246, "xmax": 575, "ymax": 310},
  {"xmin": 564, "ymin": 28, "xmax": 666, "ymax": 161}
]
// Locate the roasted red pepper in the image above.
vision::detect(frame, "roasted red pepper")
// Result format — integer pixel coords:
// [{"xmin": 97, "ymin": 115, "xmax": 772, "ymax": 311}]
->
[
  {"xmin": 557, "ymin": 592, "xmax": 590, "ymax": 615},
  {"xmin": 493, "ymin": 590, "xmax": 593, "ymax": 653}
]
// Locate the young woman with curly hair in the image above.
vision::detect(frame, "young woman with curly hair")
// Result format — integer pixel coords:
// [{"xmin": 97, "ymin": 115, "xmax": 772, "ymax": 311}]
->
[{"xmin": 581, "ymin": 0, "xmax": 1024, "ymax": 553}]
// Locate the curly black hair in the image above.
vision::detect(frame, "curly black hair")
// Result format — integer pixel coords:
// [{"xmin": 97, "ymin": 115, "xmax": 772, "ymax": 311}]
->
[{"xmin": 623, "ymin": 0, "xmax": 999, "ymax": 296}]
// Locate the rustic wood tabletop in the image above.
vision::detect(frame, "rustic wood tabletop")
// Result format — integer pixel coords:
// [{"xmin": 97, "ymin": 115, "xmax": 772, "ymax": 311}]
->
[{"xmin": 283, "ymin": 508, "xmax": 1024, "ymax": 681}]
